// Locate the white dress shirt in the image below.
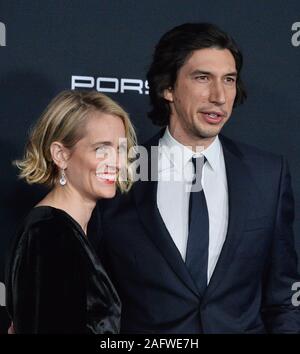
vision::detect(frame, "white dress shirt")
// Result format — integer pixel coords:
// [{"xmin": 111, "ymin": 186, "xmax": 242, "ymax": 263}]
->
[{"xmin": 157, "ymin": 127, "xmax": 229, "ymax": 283}]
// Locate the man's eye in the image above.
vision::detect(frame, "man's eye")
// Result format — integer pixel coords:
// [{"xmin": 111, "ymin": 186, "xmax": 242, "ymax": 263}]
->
[
  {"xmin": 196, "ymin": 75, "xmax": 208, "ymax": 81},
  {"xmin": 225, "ymin": 77, "xmax": 236, "ymax": 83}
]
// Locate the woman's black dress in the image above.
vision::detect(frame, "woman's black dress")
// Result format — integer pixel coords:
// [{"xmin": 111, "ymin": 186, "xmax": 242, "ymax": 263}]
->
[{"xmin": 5, "ymin": 206, "xmax": 121, "ymax": 333}]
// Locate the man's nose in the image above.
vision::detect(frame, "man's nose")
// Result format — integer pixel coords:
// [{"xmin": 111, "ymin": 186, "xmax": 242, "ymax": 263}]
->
[{"xmin": 209, "ymin": 80, "xmax": 226, "ymax": 105}]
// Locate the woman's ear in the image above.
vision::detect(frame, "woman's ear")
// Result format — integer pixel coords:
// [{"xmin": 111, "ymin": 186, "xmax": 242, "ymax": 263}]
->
[
  {"xmin": 50, "ymin": 142, "xmax": 70, "ymax": 169},
  {"xmin": 163, "ymin": 87, "xmax": 174, "ymax": 102}
]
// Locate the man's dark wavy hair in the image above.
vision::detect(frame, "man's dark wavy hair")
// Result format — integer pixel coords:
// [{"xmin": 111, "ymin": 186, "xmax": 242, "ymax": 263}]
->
[{"xmin": 147, "ymin": 23, "xmax": 247, "ymax": 126}]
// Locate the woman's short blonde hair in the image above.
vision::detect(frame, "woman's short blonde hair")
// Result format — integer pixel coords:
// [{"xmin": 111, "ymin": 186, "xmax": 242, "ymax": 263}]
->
[{"xmin": 15, "ymin": 90, "xmax": 137, "ymax": 193}]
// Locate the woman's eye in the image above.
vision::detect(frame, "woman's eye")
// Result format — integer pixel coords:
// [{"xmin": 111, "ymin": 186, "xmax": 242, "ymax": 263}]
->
[{"xmin": 96, "ymin": 146, "xmax": 107, "ymax": 156}]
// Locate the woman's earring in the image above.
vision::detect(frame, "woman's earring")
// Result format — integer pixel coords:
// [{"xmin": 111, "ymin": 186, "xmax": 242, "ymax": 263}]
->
[{"xmin": 59, "ymin": 169, "xmax": 67, "ymax": 186}]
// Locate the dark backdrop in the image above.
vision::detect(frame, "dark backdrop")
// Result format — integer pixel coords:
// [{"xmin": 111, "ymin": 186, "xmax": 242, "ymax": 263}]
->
[{"xmin": 0, "ymin": 0, "xmax": 299, "ymax": 332}]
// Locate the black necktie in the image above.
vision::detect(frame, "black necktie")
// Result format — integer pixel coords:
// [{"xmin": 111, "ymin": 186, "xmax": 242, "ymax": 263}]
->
[{"xmin": 185, "ymin": 156, "xmax": 209, "ymax": 296}]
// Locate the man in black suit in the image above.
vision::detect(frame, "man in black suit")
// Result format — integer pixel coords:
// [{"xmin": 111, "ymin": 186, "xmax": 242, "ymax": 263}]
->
[{"xmin": 98, "ymin": 23, "xmax": 300, "ymax": 333}]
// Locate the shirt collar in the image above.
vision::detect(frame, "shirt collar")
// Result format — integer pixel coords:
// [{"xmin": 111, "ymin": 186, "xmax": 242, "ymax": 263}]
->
[{"xmin": 159, "ymin": 127, "xmax": 221, "ymax": 172}]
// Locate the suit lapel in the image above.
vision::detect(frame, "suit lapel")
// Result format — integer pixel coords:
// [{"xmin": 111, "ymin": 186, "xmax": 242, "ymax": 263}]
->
[
  {"xmin": 202, "ymin": 136, "xmax": 251, "ymax": 300},
  {"xmin": 133, "ymin": 131, "xmax": 199, "ymax": 296}
]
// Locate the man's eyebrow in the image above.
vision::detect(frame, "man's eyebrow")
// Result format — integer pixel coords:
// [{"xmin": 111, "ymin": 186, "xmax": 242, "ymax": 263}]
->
[
  {"xmin": 225, "ymin": 72, "xmax": 238, "ymax": 77},
  {"xmin": 190, "ymin": 69, "xmax": 238, "ymax": 76},
  {"xmin": 190, "ymin": 70, "xmax": 211, "ymax": 76}
]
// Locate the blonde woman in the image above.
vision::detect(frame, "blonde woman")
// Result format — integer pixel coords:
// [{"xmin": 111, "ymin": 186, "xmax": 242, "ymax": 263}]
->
[{"xmin": 6, "ymin": 90, "xmax": 136, "ymax": 333}]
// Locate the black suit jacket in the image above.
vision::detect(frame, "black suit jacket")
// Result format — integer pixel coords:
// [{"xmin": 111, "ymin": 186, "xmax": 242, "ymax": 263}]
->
[{"xmin": 97, "ymin": 131, "xmax": 300, "ymax": 333}]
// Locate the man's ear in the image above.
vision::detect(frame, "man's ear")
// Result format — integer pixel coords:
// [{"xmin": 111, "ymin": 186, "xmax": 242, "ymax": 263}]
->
[
  {"xmin": 163, "ymin": 87, "xmax": 174, "ymax": 102},
  {"xmin": 50, "ymin": 141, "xmax": 69, "ymax": 169}
]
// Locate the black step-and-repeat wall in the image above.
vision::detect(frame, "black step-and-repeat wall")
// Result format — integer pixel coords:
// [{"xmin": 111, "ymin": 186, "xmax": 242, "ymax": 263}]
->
[{"xmin": 0, "ymin": 0, "xmax": 300, "ymax": 332}]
